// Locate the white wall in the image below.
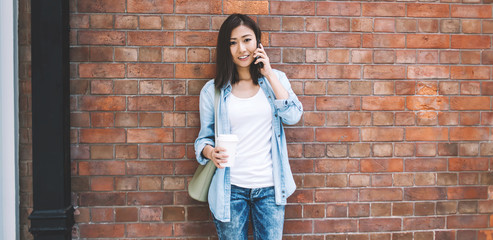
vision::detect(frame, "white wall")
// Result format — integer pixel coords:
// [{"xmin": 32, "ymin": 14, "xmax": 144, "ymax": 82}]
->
[{"xmin": 0, "ymin": 0, "xmax": 19, "ymax": 239}]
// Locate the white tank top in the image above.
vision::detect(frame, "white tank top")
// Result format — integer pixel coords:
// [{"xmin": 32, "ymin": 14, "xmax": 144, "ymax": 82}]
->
[{"xmin": 227, "ymin": 88, "xmax": 274, "ymax": 188}]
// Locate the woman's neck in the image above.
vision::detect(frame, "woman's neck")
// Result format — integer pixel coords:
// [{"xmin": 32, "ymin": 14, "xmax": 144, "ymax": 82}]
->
[{"xmin": 237, "ymin": 66, "xmax": 251, "ymax": 81}]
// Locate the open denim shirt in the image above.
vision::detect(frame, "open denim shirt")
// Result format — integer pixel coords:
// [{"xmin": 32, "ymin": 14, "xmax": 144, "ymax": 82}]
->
[{"xmin": 194, "ymin": 69, "xmax": 303, "ymax": 222}]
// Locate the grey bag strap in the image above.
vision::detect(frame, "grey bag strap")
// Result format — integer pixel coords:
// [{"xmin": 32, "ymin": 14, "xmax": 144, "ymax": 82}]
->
[{"xmin": 214, "ymin": 87, "xmax": 220, "ymax": 142}]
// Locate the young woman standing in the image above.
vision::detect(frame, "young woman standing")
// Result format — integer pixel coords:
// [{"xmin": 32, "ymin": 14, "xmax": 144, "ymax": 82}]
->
[{"xmin": 194, "ymin": 14, "xmax": 303, "ymax": 240}]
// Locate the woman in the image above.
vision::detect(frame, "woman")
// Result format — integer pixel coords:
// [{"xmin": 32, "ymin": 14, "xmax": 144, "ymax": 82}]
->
[{"xmin": 194, "ymin": 14, "xmax": 303, "ymax": 240}]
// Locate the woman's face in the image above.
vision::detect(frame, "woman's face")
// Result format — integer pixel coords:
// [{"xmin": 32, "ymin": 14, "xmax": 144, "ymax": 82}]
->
[{"xmin": 229, "ymin": 25, "xmax": 258, "ymax": 69}]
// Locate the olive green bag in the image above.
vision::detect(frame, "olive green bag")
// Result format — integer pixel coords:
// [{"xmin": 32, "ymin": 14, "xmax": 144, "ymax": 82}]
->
[{"xmin": 188, "ymin": 87, "xmax": 220, "ymax": 202}]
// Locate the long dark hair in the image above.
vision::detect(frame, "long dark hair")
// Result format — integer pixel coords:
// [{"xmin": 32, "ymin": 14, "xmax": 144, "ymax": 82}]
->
[{"xmin": 215, "ymin": 14, "xmax": 262, "ymax": 90}]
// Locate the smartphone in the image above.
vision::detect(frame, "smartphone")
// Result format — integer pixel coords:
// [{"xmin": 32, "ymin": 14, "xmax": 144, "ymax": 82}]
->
[{"xmin": 255, "ymin": 41, "xmax": 264, "ymax": 68}]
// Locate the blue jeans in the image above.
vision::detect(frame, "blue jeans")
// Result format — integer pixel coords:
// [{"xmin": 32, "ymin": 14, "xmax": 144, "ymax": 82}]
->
[{"xmin": 213, "ymin": 185, "xmax": 285, "ymax": 240}]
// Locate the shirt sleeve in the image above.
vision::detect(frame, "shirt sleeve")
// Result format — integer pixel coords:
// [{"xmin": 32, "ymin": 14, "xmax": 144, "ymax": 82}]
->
[
  {"xmin": 194, "ymin": 80, "xmax": 216, "ymax": 165},
  {"xmin": 273, "ymin": 71, "xmax": 303, "ymax": 125}
]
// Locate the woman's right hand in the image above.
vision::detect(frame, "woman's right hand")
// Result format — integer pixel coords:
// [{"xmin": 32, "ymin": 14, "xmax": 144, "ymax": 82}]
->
[{"xmin": 206, "ymin": 146, "xmax": 228, "ymax": 169}]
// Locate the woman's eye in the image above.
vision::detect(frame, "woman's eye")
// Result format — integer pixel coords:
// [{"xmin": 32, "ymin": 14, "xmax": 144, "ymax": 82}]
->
[
  {"xmin": 245, "ymin": 38, "xmax": 251, "ymax": 43},
  {"xmin": 230, "ymin": 41, "xmax": 236, "ymax": 45}
]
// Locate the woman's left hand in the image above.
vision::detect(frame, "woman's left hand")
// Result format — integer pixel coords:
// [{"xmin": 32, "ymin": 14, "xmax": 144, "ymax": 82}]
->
[{"xmin": 254, "ymin": 43, "xmax": 273, "ymax": 76}]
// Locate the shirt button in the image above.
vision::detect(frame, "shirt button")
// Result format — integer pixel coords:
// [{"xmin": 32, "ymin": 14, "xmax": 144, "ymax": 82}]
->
[
  {"xmin": 278, "ymin": 134, "xmax": 281, "ymax": 138},
  {"xmin": 275, "ymin": 114, "xmax": 278, "ymax": 117}
]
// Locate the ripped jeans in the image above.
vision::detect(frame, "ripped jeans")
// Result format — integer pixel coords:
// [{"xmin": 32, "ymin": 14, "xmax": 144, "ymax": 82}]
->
[{"xmin": 213, "ymin": 185, "xmax": 285, "ymax": 240}]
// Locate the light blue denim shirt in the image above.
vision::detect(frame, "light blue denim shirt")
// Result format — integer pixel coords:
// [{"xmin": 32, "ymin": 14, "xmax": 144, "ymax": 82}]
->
[{"xmin": 194, "ymin": 69, "xmax": 303, "ymax": 222}]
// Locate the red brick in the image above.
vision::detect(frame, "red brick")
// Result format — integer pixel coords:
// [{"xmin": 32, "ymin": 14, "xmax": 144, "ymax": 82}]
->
[
  {"xmin": 447, "ymin": 215, "xmax": 489, "ymax": 228},
  {"xmin": 115, "ymin": 207, "xmax": 138, "ymax": 222},
  {"xmin": 479, "ymin": 230, "xmax": 493, "ymax": 240},
  {"xmin": 360, "ymin": 188, "xmax": 403, "ymax": 201},
  {"xmin": 91, "ymin": 176, "xmax": 114, "ymax": 191},
  {"xmin": 403, "ymin": 217, "xmax": 445, "ymax": 230},
  {"xmin": 314, "ymin": 219, "xmax": 358, "ymax": 233},
  {"xmin": 349, "ymin": 203, "xmax": 370, "ymax": 217},
  {"xmin": 127, "ymin": 192, "xmax": 173, "ymax": 206},
  {"xmin": 79, "ymin": 224, "xmax": 125, "ymax": 238},
  {"xmin": 405, "ymin": 127, "xmax": 448, "ymax": 141},
  {"xmin": 362, "ymin": 96, "xmax": 405, "ymax": 111},
  {"xmin": 161, "ymin": 145, "xmax": 186, "ymax": 159},
  {"xmin": 288, "ymin": 189, "xmax": 314, "ymax": 203},
  {"xmin": 407, "ymin": 66, "xmax": 449, "ymax": 79},
  {"xmin": 127, "ymin": 0, "xmax": 172, "ymax": 13},
  {"xmin": 316, "ymin": 128, "xmax": 359, "ymax": 142},
  {"xmin": 127, "ymin": 223, "xmax": 172, "ymax": 237},
  {"xmin": 406, "ymin": 158, "xmax": 447, "ymax": 172},
  {"xmin": 317, "ymin": 2, "xmax": 360, "ymax": 16},
  {"xmin": 80, "ymin": 129, "xmax": 125, "ymax": 143},
  {"xmin": 449, "ymin": 158, "xmax": 489, "ymax": 171},
  {"xmin": 223, "ymin": 0, "xmax": 268, "ymax": 15},
  {"xmin": 328, "ymin": 49, "xmax": 350, "ymax": 63},
  {"xmin": 175, "ymin": 222, "xmax": 216, "ymax": 236},
  {"xmin": 115, "ymin": 15, "xmax": 138, "ymax": 29},
  {"xmin": 406, "ymin": 96, "xmax": 449, "ymax": 111},
  {"xmin": 315, "ymin": 159, "xmax": 359, "ymax": 173},
  {"xmin": 175, "ymin": 32, "xmax": 217, "ymax": 47},
  {"xmin": 329, "ymin": 18, "xmax": 350, "ymax": 32},
  {"xmin": 79, "ymin": 192, "xmax": 126, "ymax": 206},
  {"xmin": 362, "ymin": 3, "xmax": 405, "ymax": 17},
  {"xmin": 359, "ymin": 218, "xmax": 401, "ymax": 232},
  {"xmin": 363, "ymin": 34, "xmax": 405, "ymax": 48},
  {"xmin": 315, "ymin": 189, "xmax": 358, "ymax": 202},
  {"xmin": 90, "ymin": 15, "xmax": 113, "ymax": 29},
  {"xmin": 175, "ymin": 128, "xmax": 199, "ymax": 143},
  {"xmin": 451, "ymin": 97, "xmax": 490, "ymax": 110},
  {"xmin": 127, "ymin": 63, "xmax": 173, "ymax": 78},
  {"xmin": 91, "ymin": 208, "xmax": 114, "ymax": 222},
  {"xmin": 127, "ymin": 32, "xmax": 173, "ymax": 46},
  {"xmin": 78, "ymin": 31, "xmax": 125, "ymax": 45},
  {"xmin": 461, "ymin": 51, "xmax": 481, "ymax": 65},
  {"xmin": 284, "ymin": 128, "xmax": 313, "ymax": 142},
  {"xmin": 450, "ymin": 127, "xmax": 489, "ymax": 141},
  {"xmin": 447, "ymin": 187, "xmax": 488, "ymax": 200},
  {"xmin": 407, "ymin": 4, "xmax": 450, "ymax": 18},
  {"xmin": 78, "ymin": 0, "xmax": 125, "ymax": 12},
  {"xmin": 284, "ymin": 220, "xmax": 312, "ymax": 234},
  {"xmin": 352, "ymin": 18, "xmax": 374, "ymax": 32},
  {"xmin": 318, "ymin": 33, "xmax": 361, "ymax": 48},
  {"xmin": 316, "ymin": 97, "xmax": 360, "ymax": 111},
  {"xmin": 452, "ymin": 35, "xmax": 491, "ymax": 49},
  {"xmin": 374, "ymin": 19, "xmax": 394, "ymax": 33},
  {"xmin": 451, "ymin": 66, "xmax": 490, "ymax": 80},
  {"xmin": 404, "ymin": 187, "xmax": 447, "ymax": 200},
  {"xmin": 272, "ymin": 64, "xmax": 316, "ymax": 79},
  {"xmin": 79, "ymin": 161, "xmax": 125, "ymax": 176},
  {"xmin": 363, "ymin": 65, "xmax": 406, "ymax": 79},
  {"xmin": 175, "ymin": 0, "xmax": 221, "ymax": 14},
  {"xmin": 361, "ymin": 128, "xmax": 404, "ymax": 142},
  {"xmin": 451, "ymin": 5, "xmax": 492, "ymax": 18},
  {"xmin": 407, "ymin": 34, "xmax": 450, "ymax": 48},
  {"xmin": 127, "ymin": 129, "xmax": 173, "ymax": 143},
  {"xmin": 270, "ymin": 1, "xmax": 315, "ymax": 15},
  {"xmin": 361, "ymin": 159, "xmax": 403, "ymax": 173},
  {"xmin": 175, "ymin": 64, "xmax": 215, "ymax": 79},
  {"xmin": 318, "ymin": 65, "xmax": 361, "ymax": 79},
  {"xmin": 269, "ymin": 33, "xmax": 316, "ymax": 48},
  {"xmin": 79, "ymin": 63, "xmax": 125, "ymax": 78},
  {"xmin": 128, "ymin": 96, "xmax": 173, "ymax": 111}
]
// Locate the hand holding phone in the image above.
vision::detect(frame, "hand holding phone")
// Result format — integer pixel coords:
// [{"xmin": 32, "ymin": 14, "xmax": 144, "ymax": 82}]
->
[{"xmin": 255, "ymin": 41, "xmax": 264, "ymax": 68}]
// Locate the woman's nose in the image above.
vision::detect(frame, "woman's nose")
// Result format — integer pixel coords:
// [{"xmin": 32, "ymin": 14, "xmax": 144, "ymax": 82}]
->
[{"xmin": 238, "ymin": 42, "xmax": 246, "ymax": 52}]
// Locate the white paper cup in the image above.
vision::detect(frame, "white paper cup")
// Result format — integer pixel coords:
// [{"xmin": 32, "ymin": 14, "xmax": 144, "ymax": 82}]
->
[{"xmin": 216, "ymin": 134, "xmax": 239, "ymax": 167}]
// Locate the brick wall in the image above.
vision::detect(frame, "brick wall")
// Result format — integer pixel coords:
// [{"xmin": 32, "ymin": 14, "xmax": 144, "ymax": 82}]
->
[
  {"xmin": 18, "ymin": 0, "xmax": 33, "ymax": 238},
  {"xmin": 35, "ymin": 0, "xmax": 493, "ymax": 239}
]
